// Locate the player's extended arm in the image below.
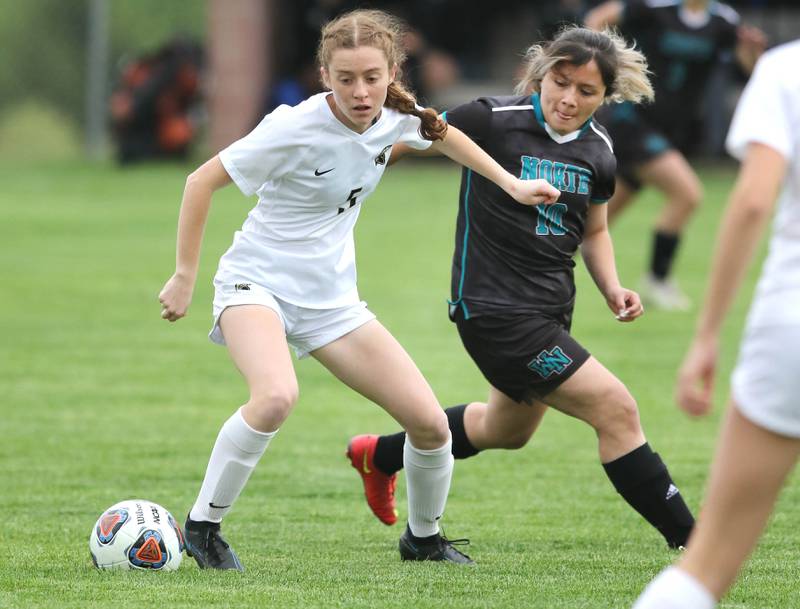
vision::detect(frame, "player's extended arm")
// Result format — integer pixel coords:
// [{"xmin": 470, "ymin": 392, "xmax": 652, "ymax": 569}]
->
[
  {"xmin": 580, "ymin": 202, "xmax": 643, "ymax": 322},
  {"xmin": 387, "ymin": 142, "xmax": 443, "ymax": 167},
  {"xmin": 734, "ymin": 25, "xmax": 767, "ymax": 76},
  {"xmin": 159, "ymin": 155, "xmax": 232, "ymax": 322},
  {"xmin": 693, "ymin": 143, "xmax": 785, "ymax": 343},
  {"xmin": 388, "ymin": 111, "xmax": 448, "ymax": 167},
  {"xmin": 430, "ymin": 125, "xmax": 559, "ymax": 206},
  {"xmin": 676, "ymin": 143, "xmax": 786, "ymax": 415},
  {"xmin": 584, "ymin": 0, "xmax": 624, "ymax": 30}
]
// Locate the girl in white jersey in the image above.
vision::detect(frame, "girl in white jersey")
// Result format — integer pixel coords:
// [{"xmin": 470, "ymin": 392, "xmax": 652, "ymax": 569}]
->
[
  {"xmin": 157, "ymin": 9, "xmax": 559, "ymax": 570},
  {"xmin": 634, "ymin": 39, "xmax": 800, "ymax": 608}
]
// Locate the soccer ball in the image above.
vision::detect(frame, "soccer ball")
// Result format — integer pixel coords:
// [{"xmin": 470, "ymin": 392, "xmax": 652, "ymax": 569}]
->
[{"xmin": 89, "ymin": 499, "xmax": 184, "ymax": 570}]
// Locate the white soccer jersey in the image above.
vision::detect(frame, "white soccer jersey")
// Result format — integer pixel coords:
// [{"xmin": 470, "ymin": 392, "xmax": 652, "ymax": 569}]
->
[
  {"xmin": 726, "ymin": 40, "xmax": 800, "ymax": 328},
  {"xmin": 217, "ymin": 92, "xmax": 432, "ymax": 308}
]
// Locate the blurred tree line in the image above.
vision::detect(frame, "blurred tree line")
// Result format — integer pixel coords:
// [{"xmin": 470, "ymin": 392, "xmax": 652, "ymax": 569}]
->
[{"xmin": 0, "ymin": 0, "xmax": 204, "ymax": 160}]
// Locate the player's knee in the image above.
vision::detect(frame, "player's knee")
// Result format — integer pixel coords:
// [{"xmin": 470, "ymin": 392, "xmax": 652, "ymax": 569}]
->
[
  {"xmin": 247, "ymin": 382, "xmax": 299, "ymax": 428},
  {"xmin": 680, "ymin": 179, "xmax": 703, "ymax": 213},
  {"xmin": 592, "ymin": 383, "xmax": 642, "ymax": 438},
  {"xmin": 406, "ymin": 408, "xmax": 450, "ymax": 449}
]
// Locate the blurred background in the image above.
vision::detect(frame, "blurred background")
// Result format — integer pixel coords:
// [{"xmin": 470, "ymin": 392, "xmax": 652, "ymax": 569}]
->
[{"xmin": 1, "ymin": 0, "xmax": 798, "ymax": 166}]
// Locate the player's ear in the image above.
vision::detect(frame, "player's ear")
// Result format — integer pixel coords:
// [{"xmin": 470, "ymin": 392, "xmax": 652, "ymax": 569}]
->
[
  {"xmin": 388, "ymin": 63, "xmax": 398, "ymax": 84},
  {"xmin": 320, "ymin": 66, "xmax": 331, "ymax": 89}
]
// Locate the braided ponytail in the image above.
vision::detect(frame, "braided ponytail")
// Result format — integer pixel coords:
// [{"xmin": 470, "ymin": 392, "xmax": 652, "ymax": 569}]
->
[{"xmin": 385, "ymin": 81, "xmax": 447, "ymax": 141}]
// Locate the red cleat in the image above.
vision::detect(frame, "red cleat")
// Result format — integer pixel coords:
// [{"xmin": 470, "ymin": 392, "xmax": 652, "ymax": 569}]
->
[{"xmin": 346, "ymin": 434, "xmax": 398, "ymax": 526}]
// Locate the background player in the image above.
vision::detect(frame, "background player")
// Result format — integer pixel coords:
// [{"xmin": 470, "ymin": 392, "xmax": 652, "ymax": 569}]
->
[
  {"xmin": 157, "ymin": 9, "xmax": 558, "ymax": 570},
  {"xmin": 586, "ymin": 0, "xmax": 765, "ymax": 310},
  {"xmin": 633, "ymin": 38, "xmax": 800, "ymax": 609},
  {"xmin": 348, "ymin": 26, "xmax": 696, "ymax": 551}
]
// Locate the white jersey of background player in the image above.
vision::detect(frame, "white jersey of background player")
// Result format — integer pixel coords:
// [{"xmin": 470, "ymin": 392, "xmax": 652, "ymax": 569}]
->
[
  {"xmin": 730, "ymin": 39, "xmax": 800, "ymax": 434},
  {"xmin": 634, "ymin": 39, "xmax": 800, "ymax": 609},
  {"xmin": 157, "ymin": 9, "xmax": 558, "ymax": 571}
]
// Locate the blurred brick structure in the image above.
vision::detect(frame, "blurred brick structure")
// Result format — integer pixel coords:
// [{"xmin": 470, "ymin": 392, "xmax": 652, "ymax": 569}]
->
[{"xmin": 208, "ymin": 0, "xmax": 274, "ymax": 152}]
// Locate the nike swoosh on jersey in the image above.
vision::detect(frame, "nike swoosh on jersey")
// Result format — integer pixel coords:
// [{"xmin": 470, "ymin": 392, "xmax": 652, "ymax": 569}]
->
[{"xmin": 314, "ymin": 167, "xmax": 335, "ymax": 176}]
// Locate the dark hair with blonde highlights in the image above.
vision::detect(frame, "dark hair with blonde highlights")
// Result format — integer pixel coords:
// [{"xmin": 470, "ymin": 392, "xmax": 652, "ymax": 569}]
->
[
  {"xmin": 316, "ymin": 9, "xmax": 447, "ymax": 141},
  {"xmin": 516, "ymin": 26, "xmax": 654, "ymax": 104}
]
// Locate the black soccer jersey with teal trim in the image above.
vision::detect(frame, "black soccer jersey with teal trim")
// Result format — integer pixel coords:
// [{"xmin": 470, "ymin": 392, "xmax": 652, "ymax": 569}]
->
[
  {"xmin": 445, "ymin": 94, "xmax": 616, "ymax": 319},
  {"xmin": 620, "ymin": 0, "xmax": 739, "ymax": 135}
]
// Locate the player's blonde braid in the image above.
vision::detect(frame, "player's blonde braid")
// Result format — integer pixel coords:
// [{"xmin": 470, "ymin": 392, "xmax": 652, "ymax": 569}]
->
[{"xmin": 385, "ymin": 81, "xmax": 446, "ymax": 141}]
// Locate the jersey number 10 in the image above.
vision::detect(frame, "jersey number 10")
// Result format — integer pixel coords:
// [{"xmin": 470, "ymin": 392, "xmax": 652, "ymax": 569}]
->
[{"xmin": 535, "ymin": 203, "xmax": 567, "ymax": 236}]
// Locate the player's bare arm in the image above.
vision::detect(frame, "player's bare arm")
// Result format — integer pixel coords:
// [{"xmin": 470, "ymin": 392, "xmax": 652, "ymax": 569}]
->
[
  {"xmin": 159, "ymin": 155, "xmax": 232, "ymax": 322},
  {"xmin": 735, "ymin": 25, "xmax": 767, "ymax": 75},
  {"xmin": 580, "ymin": 203, "xmax": 643, "ymax": 322},
  {"xmin": 387, "ymin": 141, "xmax": 444, "ymax": 166},
  {"xmin": 430, "ymin": 125, "xmax": 559, "ymax": 206},
  {"xmin": 677, "ymin": 143, "xmax": 786, "ymax": 416},
  {"xmin": 388, "ymin": 114, "xmax": 448, "ymax": 166},
  {"xmin": 584, "ymin": 0, "xmax": 623, "ymax": 30}
]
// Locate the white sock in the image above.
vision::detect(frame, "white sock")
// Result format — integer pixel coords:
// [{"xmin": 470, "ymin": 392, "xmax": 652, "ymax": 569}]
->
[
  {"xmin": 633, "ymin": 567, "xmax": 716, "ymax": 609},
  {"xmin": 404, "ymin": 434, "xmax": 453, "ymax": 538},
  {"xmin": 189, "ymin": 407, "xmax": 276, "ymax": 523}
]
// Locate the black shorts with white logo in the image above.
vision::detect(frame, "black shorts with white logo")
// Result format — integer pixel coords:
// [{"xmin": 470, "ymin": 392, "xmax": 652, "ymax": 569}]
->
[{"xmin": 454, "ymin": 310, "xmax": 590, "ymax": 405}]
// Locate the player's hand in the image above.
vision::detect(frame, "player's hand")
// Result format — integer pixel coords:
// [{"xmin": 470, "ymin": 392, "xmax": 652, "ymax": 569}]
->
[
  {"xmin": 675, "ymin": 336, "xmax": 719, "ymax": 417},
  {"xmin": 158, "ymin": 273, "xmax": 194, "ymax": 322},
  {"xmin": 506, "ymin": 178, "xmax": 560, "ymax": 206},
  {"xmin": 605, "ymin": 286, "xmax": 644, "ymax": 322},
  {"xmin": 737, "ymin": 24, "xmax": 767, "ymax": 53},
  {"xmin": 736, "ymin": 25, "xmax": 767, "ymax": 73}
]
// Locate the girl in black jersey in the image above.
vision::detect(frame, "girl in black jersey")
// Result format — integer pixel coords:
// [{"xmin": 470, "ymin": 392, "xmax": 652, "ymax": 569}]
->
[
  {"xmin": 586, "ymin": 0, "xmax": 765, "ymax": 310},
  {"xmin": 347, "ymin": 26, "xmax": 697, "ymax": 551}
]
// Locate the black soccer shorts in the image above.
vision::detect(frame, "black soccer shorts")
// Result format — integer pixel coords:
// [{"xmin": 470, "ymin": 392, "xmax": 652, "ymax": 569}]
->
[
  {"xmin": 596, "ymin": 103, "xmax": 673, "ymax": 191},
  {"xmin": 455, "ymin": 310, "xmax": 590, "ymax": 405}
]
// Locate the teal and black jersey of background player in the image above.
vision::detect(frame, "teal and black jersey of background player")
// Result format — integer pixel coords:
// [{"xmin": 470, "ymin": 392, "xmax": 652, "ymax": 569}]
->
[
  {"xmin": 444, "ymin": 94, "xmax": 616, "ymax": 320},
  {"xmin": 621, "ymin": 0, "xmax": 739, "ymax": 135}
]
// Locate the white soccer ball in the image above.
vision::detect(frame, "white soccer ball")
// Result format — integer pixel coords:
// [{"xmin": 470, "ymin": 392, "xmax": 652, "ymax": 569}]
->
[{"xmin": 89, "ymin": 499, "xmax": 184, "ymax": 570}]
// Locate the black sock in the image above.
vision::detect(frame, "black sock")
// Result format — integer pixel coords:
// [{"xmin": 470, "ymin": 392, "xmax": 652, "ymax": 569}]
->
[
  {"xmin": 602, "ymin": 443, "xmax": 695, "ymax": 548},
  {"xmin": 404, "ymin": 524, "xmax": 440, "ymax": 543},
  {"xmin": 373, "ymin": 431, "xmax": 405, "ymax": 475},
  {"xmin": 650, "ymin": 231, "xmax": 680, "ymax": 279},
  {"xmin": 445, "ymin": 404, "xmax": 482, "ymax": 460},
  {"xmin": 373, "ymin": 404, "xmax": 481, "ymax": 475}
]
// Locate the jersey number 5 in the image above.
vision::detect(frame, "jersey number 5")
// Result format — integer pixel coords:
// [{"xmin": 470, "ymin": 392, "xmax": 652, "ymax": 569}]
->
[
  {"xmin": 338, "ymin": 187, "xmax": 363, "ymax": 215},
  {"xmin": 535, "ymin": 203, "xmax": 567, "ymax": 236}
]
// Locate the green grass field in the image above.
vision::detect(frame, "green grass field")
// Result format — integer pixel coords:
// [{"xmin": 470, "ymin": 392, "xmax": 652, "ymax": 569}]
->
[{"xmin": 2, "ymin": 160, "xmax": 797, "ymax": 609}]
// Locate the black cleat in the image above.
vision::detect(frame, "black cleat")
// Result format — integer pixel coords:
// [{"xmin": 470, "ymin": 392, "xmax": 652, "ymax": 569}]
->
[
  {"xmin": 399, "ymin": 526, "xmax": 475, "ymax": 564},
  {"xmin": 184, "ymin": 517, "xmax": 244, "ymax": 571}
]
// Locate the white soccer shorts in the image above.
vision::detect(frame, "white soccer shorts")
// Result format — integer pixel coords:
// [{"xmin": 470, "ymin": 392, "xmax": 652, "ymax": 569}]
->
[
  {"xmin": 731, "ymin": 324, "xmax": 800, "ymax": 438},
  {"xmin": 209, "ymin": 280, "xmax": 375, "ymax": 359}
]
